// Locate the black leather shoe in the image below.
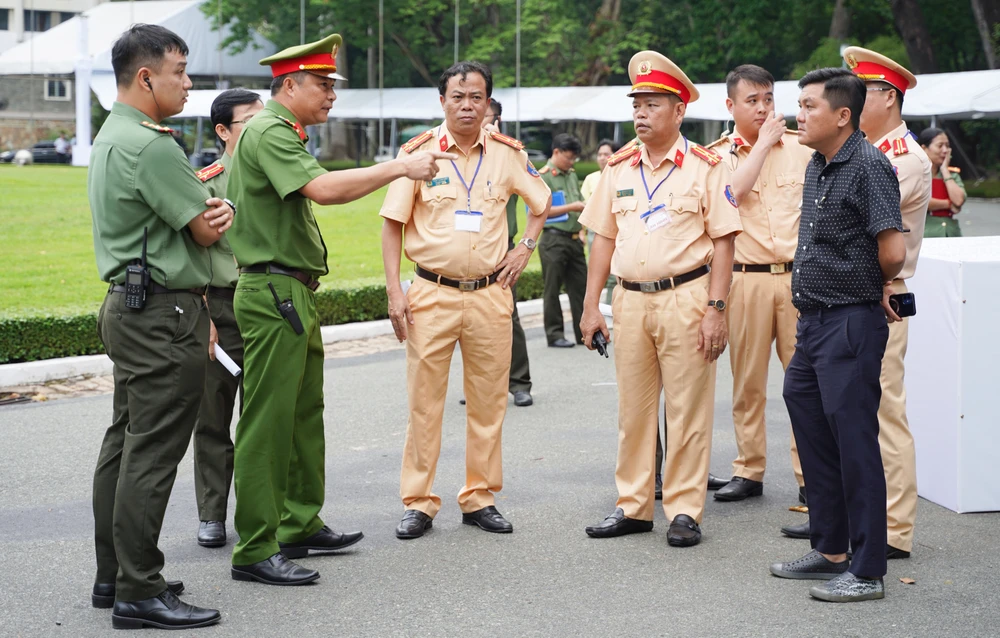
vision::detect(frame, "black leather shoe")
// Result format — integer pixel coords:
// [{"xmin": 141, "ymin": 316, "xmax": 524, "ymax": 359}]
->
[
  {"xmin": 887, "ymin": 544, "xmax": 911, "ymax": 559},
  {"xmin": 278, "ymin": 525, "xmax": 363, "ymax": 558},
  {"xmin": 667, "ymin": 514, "xmax": 702, "ymax": 547},
  {"xmin": 799, "ymin": 485, "xmax": 807, "ymax": 505},
  {"xmin": 92, "ymin": 580, "xmax": 184, "ymax": 609},
  {"xmin": 459, "ymin": 397, "xmax": 466, "ymax": 405},
  {"xmin": 197, "ymin": 521, "xmax": 226, "ymax": 548},
  {"xmin": 396, "ymin": 509, "xmax": 433, "ymax": 539},
  {"xmin": 585, "ymin": 507, "xmax": 653, "ymax": 538},
  {"xmin": 654, "ymin": 474, "xmax": 663, "ymax": 500},
  {"xmin": 462, "ymin": 505, "xmax": 513, "ymax": 533},
  {"xmin": 111, "ymin": 589, "xmax": 220, "ymax": 630},
  {"xmin": 707, "ymin": 473, "xmax": 728, "ymax": 490},
  {"xmin": 231, "ymin": 553, "xmax": 320, "ymax": 586},
  {"xmin": 549, "ymin": 338, "xmax": 575, "ymax": 348},
  {"xmin": 781, "ymin": 520, "xmax": 810, "ymax": 539},
  {"xmin": 714, "ymin": 476, "xmax": 764, "ymax": 501},
  {"xmin": 513, "ymin": 391, "xmax": 533, "ymax": 407}
]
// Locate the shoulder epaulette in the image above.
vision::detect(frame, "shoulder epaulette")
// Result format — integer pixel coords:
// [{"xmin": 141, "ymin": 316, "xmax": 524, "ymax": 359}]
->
[
  {"xmin": 947, "ymin": 166, "xmax": 961, "ymax": 174},
  {"xmin": 690, "ymin": 144, "xmax": 722, "ymax": 166},
  {"xmin": 705, "ymin": 136, "xmax": 729, "ymax": 150},
  {"xmin": 488, "ymin": 130, "xmax": 525, "ymax": 151},
  {"xmin": 607, "ymin": 139, "xmax": 641, "ymax": 167},
  {"xmin": 195, "ymin": 162, "xmax": 225, "ymax": 182},
  {"xmin": 401, "ymin": 129, "xmax": 434, "ymax": 154},
  {"xmin": 891, "ymin": 137, "xmax": 909, "ymax": 157},
  {"xmin": 538, "ymin": 165, "xmax": 551, "ymax": 174},
  {"xmin": 140, "ymin": 121, "xmax": 175, "ymax": 134},
  {"xmin": 276, "ymin": 116, "xmax": 308, "ymax": 141}
]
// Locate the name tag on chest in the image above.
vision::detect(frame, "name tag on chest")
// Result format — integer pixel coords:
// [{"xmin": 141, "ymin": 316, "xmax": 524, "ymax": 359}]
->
[
  {"xmin": 455, "ymin": 210, "xmax": 484, "ymax": 232},
  {"xmin": 641, "ymin": 203, "xmax": 671, "ymax": 232}
]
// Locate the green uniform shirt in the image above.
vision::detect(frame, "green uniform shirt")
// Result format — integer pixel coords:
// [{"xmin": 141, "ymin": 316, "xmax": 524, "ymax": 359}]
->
[
  {"xmin": 226, "ymin": 100, "xmax": 329, "ymax": 277},
  {"xmin": 506, "ymin": 194, "xmax": 520, "ymax": 239},
  {"xmin": 199, "ymin": 153, "xmax": 240, "ymax": 288},
  {"xmin": 539, "ymin": 161, "xmax": 583, "ymax": 232},
  {"xmin": 89, "ymin": 102, "xmax": 213, "ymax": 289}
]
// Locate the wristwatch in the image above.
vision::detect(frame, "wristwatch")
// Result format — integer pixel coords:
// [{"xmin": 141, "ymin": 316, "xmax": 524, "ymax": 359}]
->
[
  {"xmin": 708, "ymin": 300, "xmax": 726, "ymax": 312},
  {"xmin": 519, "ymin": 237, "xmax": 537, "ymax": 251}
]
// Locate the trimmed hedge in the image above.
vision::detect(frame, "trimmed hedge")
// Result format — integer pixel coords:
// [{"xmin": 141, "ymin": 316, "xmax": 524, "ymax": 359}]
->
[{"xmin": 0, "ymin": 268, "xmax": 545, "ymax": 364}]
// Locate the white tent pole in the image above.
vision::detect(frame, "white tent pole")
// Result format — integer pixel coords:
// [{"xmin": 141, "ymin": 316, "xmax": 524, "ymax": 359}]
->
[
  {"xmin": 300, "ymin": 0, "xmax": 305, "ymax": 45},
  {"xmin": 453, "ymin": 0, "xmax": 458, "ymax": 65},
  {"xmin": 72, "ymin": 13, "xmax": 91, "ymax": 166},
  {"xmin": 378, "ymin": 0, "xmax": 383, "ymax": 155},
  {"xmin": 515, "ymin": 0, "xmax": 520, "ymax": 140}
]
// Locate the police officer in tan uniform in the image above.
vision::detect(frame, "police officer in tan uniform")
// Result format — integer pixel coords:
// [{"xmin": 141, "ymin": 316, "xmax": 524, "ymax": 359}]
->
[
  {"xmin": 381, "ymin": 61, "xmax": 552, "ymax": 540},
  {"xmin": 580, "ymin": 52, "xmax": 741, "ymax": 547}
]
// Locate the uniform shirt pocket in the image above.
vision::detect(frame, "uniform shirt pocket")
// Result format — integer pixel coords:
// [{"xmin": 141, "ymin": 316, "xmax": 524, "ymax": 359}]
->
[
  {"xmin": 419, "ymin": 184, "xmax": 460, "ymax": 228},
  {"xmin": 611, "ymin": 196, "xmax": 639, "ymax": 241},
  {"xmin": 662, "ymin": 196, "xmax": 702, "ymax": 241},
  {"xmin": 776, "ymin": 172, "xmax": 805, "ymax": 213}
]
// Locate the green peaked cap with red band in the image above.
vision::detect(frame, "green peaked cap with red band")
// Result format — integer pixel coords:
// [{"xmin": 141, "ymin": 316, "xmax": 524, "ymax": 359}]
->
[{"xmin": 260, "ymin": 33, "xmax": 346, "ymax": 81}]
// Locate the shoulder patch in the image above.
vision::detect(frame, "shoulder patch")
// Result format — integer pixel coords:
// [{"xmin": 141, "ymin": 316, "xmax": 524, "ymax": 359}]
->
[
  {"xmin": 892, "ymin": 137, "xmax": 909, "ymax": 157},
  {"xmin": 607, "ymin": 139, "xmax": 641, "ymax": 167},
  {"xmin": 705, "ymin": 136, "xmax": 729, "ymax": 150},
  {"xmin": 690, "ymin": 144, "xmax": 722, "ymax": 166},
  {"xmin": 276, "ymin": 116, "xmax": 308, "ymax": 142},
  {"xmin": 401, "ymin": 129, "xmax": 434, "ymax": 154},
  {"xmin": 140, "ymin": 121, "xmax": 175, "ymax": 134},
  {"xmin": 947, "ymin": 166, "xmax": 961, "ymax": 174},
  {"xmin": 195, "ymin": 162, "xmax": 224, "ymax": 182},
  {"xmin": 488, "ymin": 130, "xmax": 525, "ymax": 151}
]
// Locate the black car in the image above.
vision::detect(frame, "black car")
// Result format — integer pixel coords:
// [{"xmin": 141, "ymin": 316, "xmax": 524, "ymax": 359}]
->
[{"xmin": 31, "ymin": 141, "xmax": 71, "ymax": 164}]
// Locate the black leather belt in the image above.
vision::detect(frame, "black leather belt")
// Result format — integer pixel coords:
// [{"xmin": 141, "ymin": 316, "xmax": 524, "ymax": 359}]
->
[
  {"xmin": 108, "ymin": 282, "xmax": 205, "ymax": 296},
  {"xmin": 734, "ymin": 261, "xmax": 793, "ymax": 274},
  {"xmin": 241, "ymin": 263, "xmax": 321, "ymax": 291},
  {"xmin": 618, "ymin": 265, "xmax": 710, "ymax": 293},
  {"xmin": 543, "ymin": 227, "xmax": 580, "ymax": 239},
  {"xmin": 207, "ymin": 285, "xmax": 235, "ymax": 301},
  {"xmin": 415, "ymin": 265, "xmax": 501, "ymax": 291}
]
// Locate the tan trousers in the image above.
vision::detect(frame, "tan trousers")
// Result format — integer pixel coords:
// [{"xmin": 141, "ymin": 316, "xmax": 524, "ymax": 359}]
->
[
  {"xmin": 611, "ymin": 280, "xmax": 714, "ymax": 524},
  {"xmin": 880, "ymin": 279, "xmax": 917, "ymax": 552},
  {"xmin": 399, "ymin": 277, "xmax": 514, "ymax": 518},
  {"xmin": 727, "ymin": 271, "xmax": 803, "ymax": 485}
]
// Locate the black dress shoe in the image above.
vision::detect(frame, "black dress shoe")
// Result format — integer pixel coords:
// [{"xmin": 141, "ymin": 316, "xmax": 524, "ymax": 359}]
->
[
  {"xmin": 459, "ymin": 397, "xmax": 466, "ymax": 405},
  {"xmin": 781, "ymin": 520, "xmax": 810, "ymax": 539},
  {"xmin": 707, "ymin": 473, "xmax": 728, "ymax": 490},
  {"xmin": 887, "ymin": 544, "xmax": 911, "ymax": 559},
  {"xmin": 278, "ymin": 525, "xmax": 363, "ymax": 558},
  {"xmin": 197, "ymin": 521, "xmax": 226, "ymax": 548},
  {"xmin": 549, "ymin": 338, "xmax": 575, "ymax": 348},
  {"xmin": 513, "ymin": 391, "xmax": 533, "ymax": 407},
  {"xmin": 92, "ymin": 580, "xmax": 184, "ymax": 609},
  {"xmin": 462, "ymin": 505, "xmax": 513, "ymax": 533},
  {"xmin": 714, "ymin": 476, "xmax": 764, "ymax": 501},
  {"xmin": 799, "ymin": 485, "xmax": 807, "ymax": 505},
  {"xmin": 111, "ymin": 589, "xmax": 220, "ymax": 630},
  {"xmin": 231, "ymin": 553, "xmax": 320, "ymax": 586},
  {"xmin": 654, "ymin": 473, "xmax": 663, "ymax": 500},
  {"xmin": 667, "ymin": 514, "xmax": 702, "ymax": 547},
  {"xmin": 585, "ymin": 507, "xmax": 653, "ymax": 538},
  {"xmin": 396, "ymin": 509, "xmax": 433, "ymax": 539}
]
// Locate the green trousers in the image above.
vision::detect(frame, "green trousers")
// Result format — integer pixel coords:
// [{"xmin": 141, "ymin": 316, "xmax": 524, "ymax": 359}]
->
[
  {"xmin": 93, "ymin": 290, "xmax": 208, "ymax": 602},
  {"xmin": 586, "ymin": 231, "xmax": 617, "ymax": 304},
  {"xmin": 539, "ymin": 230, "xmax": 587, "ymax": 345},
  {"xmin": 193, "ymin": 293, "xmax": 243, "ymax": 522},
  {"xmin": 508, "ymin": 239, "xmax": 532, "ymax": 394},
  {"xmin": 232, "ymin": 273, "xmax": 326, "ymax": 566},
  {"xmin": 923, "ymin": 214, "xmax": 962, "ymax": 237}
]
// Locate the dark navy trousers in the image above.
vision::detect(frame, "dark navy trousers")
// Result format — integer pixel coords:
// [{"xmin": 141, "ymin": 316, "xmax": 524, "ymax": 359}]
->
[{"xmin": 782, "ymin": 302, "xmax": 889, "ymax": 578}]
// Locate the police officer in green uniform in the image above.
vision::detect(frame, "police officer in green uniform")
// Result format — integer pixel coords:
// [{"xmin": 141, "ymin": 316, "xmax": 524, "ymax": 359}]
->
[
  {"xmin": 538, "ymin": 134, "xmax": 588, "ymax": 347},
  {"xmin": 191, "ymin": 88, "xmax": 264, "ymax": 549},
  {"xmin": 226, "ymin": 33, "xmax": 454, "ymax": 586},
  {"xmin": 89, "ymin": 25, "xmax": 232, "ymax": 630}
]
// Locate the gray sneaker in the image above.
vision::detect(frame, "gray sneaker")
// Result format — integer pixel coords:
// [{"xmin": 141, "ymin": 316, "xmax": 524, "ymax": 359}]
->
[
  {"xmin": 809, "ymin": 572, "xmax": 885, "ymax": 602},
  {"xmin": 770, "ymin": 549, "xmax": 850, "ymax": 580}
]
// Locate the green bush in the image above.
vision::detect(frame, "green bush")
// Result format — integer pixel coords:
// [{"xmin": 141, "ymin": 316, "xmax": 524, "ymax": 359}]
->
[
  {"xmin": 966, "ymin": 178, "xmax": 1000, "ymax": 199},
  {"xmin": 319, "ymin": 159, "xmax": 376, "ymax": 171}
]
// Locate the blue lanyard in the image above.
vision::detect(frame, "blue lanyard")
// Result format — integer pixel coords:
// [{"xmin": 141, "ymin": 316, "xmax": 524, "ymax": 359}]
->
[
  {"xmin": 439, "ymin": 126, "xmax": 485, "ymax": 211},
  {"xmin": 639, "ymin": 136, "xmax": 688, "ymax": 206}
]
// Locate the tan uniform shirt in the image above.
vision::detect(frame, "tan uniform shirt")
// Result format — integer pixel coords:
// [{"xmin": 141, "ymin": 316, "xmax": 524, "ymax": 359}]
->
[
  {"xmin": 380, "ymin": 125, "xmax": 551, "ymax": 280},
  {"xmin": 873, "ymin": 122, "xmax": 932, "ymax": 280},
  {"xmin": 580, "ymin": 169, "xmax": 601, "ymax": 202},
  {"xmin": 580, "ymin": 135, "xmax": 742, "ymax": 281},
  {"xmin": 719, "ymin": 129, "xmax": 812, "ymax": 265}
]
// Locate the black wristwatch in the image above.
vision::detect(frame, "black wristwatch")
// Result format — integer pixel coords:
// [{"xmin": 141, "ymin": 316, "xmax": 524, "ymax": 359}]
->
[{"xmin": 708, "ymin": 300, "xmax": 726, "ymax": 312}]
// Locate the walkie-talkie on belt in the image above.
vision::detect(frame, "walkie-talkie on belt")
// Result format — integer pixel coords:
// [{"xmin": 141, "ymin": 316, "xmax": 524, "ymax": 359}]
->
[
  {"xmin": 268, "ymin": 282, "xmax": 304, "ymax": 335},
  {"xmin": 124, "ymin": 227, "xmax": 151, "ymax": 309}
]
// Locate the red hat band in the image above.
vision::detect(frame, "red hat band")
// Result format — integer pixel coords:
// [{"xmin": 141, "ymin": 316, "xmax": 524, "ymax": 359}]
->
[
  {"xmin": 270, "ymin": 52, "xmax": 337, "ymax": 78},
  {"xmin": 852, "ymin": 61, "xmax": 909, "ymax": 94},
  {"xmin": 632, "ymin": 69, "xmax": 691, "ymax": 104}
]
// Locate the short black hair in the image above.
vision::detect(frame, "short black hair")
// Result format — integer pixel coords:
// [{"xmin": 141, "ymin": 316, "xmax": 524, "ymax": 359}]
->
[
  {"xmin": 798, "ymin": 67, "xmax": 865, "ymax": 132},
  {"xmin": 489, "ymin": 98, "xmax": 502, "ymax": 117},
  {"xmin": 111, "ymin": 24, "xmax": 189, "ymax": 88},
  {"xmin": 551, "ymin": 133, "xmax": 582, "ymax": 156},
  {"xmin": 438, "ymin": 61, "xmax": 493, "ymax": 98},
  {"xmin": 726, "ymin": 64, "xmax": 775, "ymax": 98},
  {"xmin": 211, "ymin": 88, "xmax": 263, "ymax": 132},
  {"xmin": 596, "ymin": 138, "xmax": 621, "ymax": 153},
  {"xmin": 917, "ymin": 127, "xmax": 946, "ymax": 148},
  {"xmin": 270, "ymin": 71, "xmax": 307, "ymax": 96}
]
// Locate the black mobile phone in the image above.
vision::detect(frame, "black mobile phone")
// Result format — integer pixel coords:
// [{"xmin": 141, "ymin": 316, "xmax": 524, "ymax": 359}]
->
[{"xmin": 889, "ymin": 292, "xmax": 916, "ymax": 318}]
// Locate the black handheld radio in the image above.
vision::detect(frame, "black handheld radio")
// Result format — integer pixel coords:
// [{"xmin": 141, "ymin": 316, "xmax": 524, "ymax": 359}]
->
[
  {"xmin": 268, "ymin": 282, "xmax": 305, "ymax": 335},
  {"xmin": 593, "ymin": 332, "xmax": 609, "ymax": 358},
  {"xmin": 124, "ymin": 227, "xmax": 150, "ymax": 309}
]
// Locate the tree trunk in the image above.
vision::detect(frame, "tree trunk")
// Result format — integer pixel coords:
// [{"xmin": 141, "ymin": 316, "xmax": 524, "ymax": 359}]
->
[
  {"xmin": 580, "ymin": 0, "xmax": 622, "ymax": 86},
  {"xmin": 970, "ymin": 0, "xmax": 998, "ymax": 69},
  {"xmin": 829, "ymin": 0, "xmax": 851, "ymax": 40},
  {"xmin": 890, "ymin": 0, "xmax": 939, "ymax": 73},
  {"xmin": 388, "ymin": 31, "xmax": 436, "ymax": 86}
]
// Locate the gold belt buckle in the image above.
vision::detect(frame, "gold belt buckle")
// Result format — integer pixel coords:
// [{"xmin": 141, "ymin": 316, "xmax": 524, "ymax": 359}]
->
[
  {"xmin": 459, "ymin": 280, "xmax": 478, "ymax": 291},
  {"xmin": 639, "ymin": 281, "xmax": 657, "ymax": 293},
  {"xmin": 770, "ymin": 263, "xmax": 787, "ymax": 274}
]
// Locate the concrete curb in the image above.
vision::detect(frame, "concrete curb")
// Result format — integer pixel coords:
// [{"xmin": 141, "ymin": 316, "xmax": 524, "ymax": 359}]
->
[{"xmin": 0, "ymin": 295, "xmax": 567, "ymax": 387}]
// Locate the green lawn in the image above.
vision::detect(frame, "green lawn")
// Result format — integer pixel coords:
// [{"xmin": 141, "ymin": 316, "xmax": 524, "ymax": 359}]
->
[{"xmin": 0, "ymin": 164, "xmax": 539, "ymax": 318}]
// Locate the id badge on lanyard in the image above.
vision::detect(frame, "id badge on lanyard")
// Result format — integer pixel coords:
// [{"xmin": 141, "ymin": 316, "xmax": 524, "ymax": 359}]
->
[
  {"xmin": 640, "ymin": 137, "xmax": 686, "ymax": 232},
  {"xmin": 444, "ymin": 125, "xmax": 486, "ymax": 233}
]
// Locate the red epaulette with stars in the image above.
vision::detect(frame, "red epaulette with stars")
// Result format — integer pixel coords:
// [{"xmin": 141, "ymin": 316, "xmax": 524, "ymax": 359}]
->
[
  {"xmin": 401, "ymin": 129, "xmax": 434, "ymax": 154},
  {"xmin": 690, "ymin": 144, "xmax": 722, "ymax": 166},
  {"xmin": 277, "ymin": 116, "xmax": 308, "ymax": 142},
  {"xmin": 488, "ymin": 130, "xmax": 525, "ymax": 151},
  {"xmin": 892, "ymin": 137, "xmax": 909, "ymax": 156},
  {"xmin": 195, "ymin": 162, "xmax": 224, "ymax": 182},
  {"xmin": 140, "ymin": 121, "xmax": 175, "ymax": 134},
  {"xmin": 607, "ymin": 139, "xmax": 641, "ymax": 167}
]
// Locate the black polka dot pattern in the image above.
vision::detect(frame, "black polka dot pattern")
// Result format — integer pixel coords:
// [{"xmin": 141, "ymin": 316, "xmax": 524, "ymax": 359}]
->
[{"xmin": 791, "ymin": 129, "xmax": 903, "ymax": 311}]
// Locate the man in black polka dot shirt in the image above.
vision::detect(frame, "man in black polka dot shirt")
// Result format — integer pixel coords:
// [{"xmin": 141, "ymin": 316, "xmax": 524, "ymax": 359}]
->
[{"xmin": 769, "ymin": 68, "xmax": 905, "ymax": 603}]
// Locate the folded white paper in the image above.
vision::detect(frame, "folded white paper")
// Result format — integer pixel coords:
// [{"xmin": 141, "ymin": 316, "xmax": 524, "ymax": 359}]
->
[{"xmin": 214, "ymin": 344, "xmax": 242, "ymax": 377}]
